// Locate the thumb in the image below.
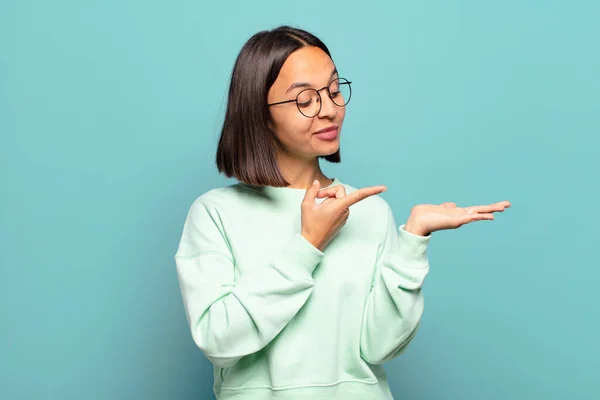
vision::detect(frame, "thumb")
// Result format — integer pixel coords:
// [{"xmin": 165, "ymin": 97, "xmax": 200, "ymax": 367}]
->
[{"xmin": 302, "ymin": 179, "xmax": 320, "ymax": 204}]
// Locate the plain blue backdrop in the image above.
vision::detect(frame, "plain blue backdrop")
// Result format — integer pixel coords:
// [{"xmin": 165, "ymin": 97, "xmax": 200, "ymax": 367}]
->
[{"xmin": 1, "ymin": 1, "xmax": 599, "ymax": 399}]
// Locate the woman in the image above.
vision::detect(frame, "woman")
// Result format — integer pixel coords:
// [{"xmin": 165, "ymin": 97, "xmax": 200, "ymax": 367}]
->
[{"xmin": 174, "ymin": 26, "xmax": 510, "ymax": 399}]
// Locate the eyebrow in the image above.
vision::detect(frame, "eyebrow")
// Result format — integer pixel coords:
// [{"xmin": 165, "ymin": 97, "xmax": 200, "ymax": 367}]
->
[{"xmin": 285, "ymin": 68, "xmax": 338, "ymax": 94}]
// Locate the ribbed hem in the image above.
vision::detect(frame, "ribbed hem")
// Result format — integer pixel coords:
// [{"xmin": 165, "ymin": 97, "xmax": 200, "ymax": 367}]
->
[{"xmin": 216, "ymin": 376, "xmax": 394, "ymax": 399}]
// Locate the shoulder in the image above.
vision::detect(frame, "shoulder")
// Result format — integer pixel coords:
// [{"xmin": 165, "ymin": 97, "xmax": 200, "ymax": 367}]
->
[
  {"xmin": 190, "ymin": 182, "xmax": 256, "ymax": 207},
  {"xmin": 339, "ymin": 181, "xmax": 394, "ymax": 236},
  {"xmin": 331, "ymin": 181, "xmax": 395, "ymax": 248},
  {"xmin": 183, "ymin": 183, "xmax": 250, "ymax": 219},
  {"xmin": 340, "ymin": 181, "xmax": 392, "ymax": 214}
]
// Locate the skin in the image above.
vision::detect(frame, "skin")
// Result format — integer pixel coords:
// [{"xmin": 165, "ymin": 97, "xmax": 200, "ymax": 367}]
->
[
  {"xmin": 267, "ymin": 46, "xmax": 343, "ymax": 189},
  {"xmin": 267, "ymin": 46, "xmax": 510, "ymax": 249}
]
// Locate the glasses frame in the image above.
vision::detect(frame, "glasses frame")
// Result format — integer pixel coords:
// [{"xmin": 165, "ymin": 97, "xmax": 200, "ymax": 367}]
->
[{"xmin": 267, "ymin": 77, "xmax": 352, "ymax": 118}]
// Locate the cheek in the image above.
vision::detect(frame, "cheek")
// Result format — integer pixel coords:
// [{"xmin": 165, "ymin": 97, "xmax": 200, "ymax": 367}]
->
[
  {"xmin": 272, "ymin": 111, "xmax": 314, "ymax": 141},
  {"xmin": 337, "ymin": 107, "xmax": 346, "ymax": 123},
  {"xmin": 290, "ymin": 115, "xmax": 315, "ymax": 136}
]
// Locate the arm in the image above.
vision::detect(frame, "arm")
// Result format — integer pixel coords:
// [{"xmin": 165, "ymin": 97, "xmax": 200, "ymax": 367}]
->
[
  {"xmin": 359, "ymin": 205, "xmax": 431, "ymax": 365},
  {"xmin": 174, "ymin": 199, "xmax": 324, "ymax": 368}
]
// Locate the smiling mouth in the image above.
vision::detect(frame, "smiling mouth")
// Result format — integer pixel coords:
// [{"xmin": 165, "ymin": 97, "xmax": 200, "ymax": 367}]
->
[
  {"xmin": 313, "ymin": 125, "xmax": 339, "ymax": 140},
  {"xmin": 314, "ymin": 125, "xmax": 338, "ymax": 135}
]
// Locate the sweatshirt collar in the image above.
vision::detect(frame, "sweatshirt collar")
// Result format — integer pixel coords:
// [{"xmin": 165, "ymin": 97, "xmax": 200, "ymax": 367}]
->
[{"xmin": 240, "ymin": 177, "xmax": 342, "ymax": 203}]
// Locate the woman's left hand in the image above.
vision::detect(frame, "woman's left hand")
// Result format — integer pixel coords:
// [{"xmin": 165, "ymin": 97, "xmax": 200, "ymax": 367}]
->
[{"xmin": 404, "ymin": 200, "xmax": 511, "ymax": 236}]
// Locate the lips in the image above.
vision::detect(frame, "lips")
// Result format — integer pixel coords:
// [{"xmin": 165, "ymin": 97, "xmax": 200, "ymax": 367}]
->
[
  {"xmin": 314, "ymin": 125, "xmax": 338, "ymax": 135},
  {"xmin": 313, "ymin": 125, "xmax": 339, "ymax": 140}
]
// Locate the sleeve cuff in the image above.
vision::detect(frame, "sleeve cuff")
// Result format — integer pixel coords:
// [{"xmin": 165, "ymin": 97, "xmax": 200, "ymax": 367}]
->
[
  {"xmin": 397, "ymin": 224, "xmax": 431, "ymax": 267},
  {"xmin": 279, "ymin": 233, "xmax": 326, "ymax": 276}
]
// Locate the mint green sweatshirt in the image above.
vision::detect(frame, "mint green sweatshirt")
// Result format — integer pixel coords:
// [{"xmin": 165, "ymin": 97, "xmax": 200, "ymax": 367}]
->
[{"xmin": 174, "ymin": 177, "xmax": 431, "ymax": 399}]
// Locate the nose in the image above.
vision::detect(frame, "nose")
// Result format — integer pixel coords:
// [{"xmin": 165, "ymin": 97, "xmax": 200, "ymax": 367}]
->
[{"xmin": 317, "ymin": 91, "xmax": 337, "ymax": 119}]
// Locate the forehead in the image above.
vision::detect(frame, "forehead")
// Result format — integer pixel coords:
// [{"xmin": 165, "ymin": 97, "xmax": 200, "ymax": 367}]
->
[{"xmin": 276, "ymin": 46, "xmax": 335, "ymax": 84}]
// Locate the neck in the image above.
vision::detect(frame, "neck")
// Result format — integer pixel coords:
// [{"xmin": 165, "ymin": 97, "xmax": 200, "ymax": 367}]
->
[{"xmin": 276, "ymin": 152, "xmax": 333, "ymax": 189}]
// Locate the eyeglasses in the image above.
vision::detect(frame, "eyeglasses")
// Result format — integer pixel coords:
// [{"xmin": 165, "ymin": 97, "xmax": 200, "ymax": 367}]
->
[{"xmin": 267, "ymin": 77, "xmax": 352, "ymax": 118}]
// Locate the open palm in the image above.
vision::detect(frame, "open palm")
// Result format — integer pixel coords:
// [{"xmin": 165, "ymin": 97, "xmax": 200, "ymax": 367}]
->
[{"xmin": 408, "ymin": 200, "xmax": 511, "ymax": 235}]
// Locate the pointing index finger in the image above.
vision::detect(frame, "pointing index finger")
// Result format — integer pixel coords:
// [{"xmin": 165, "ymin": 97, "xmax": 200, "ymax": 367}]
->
[{"xmin": 338, "ymin": 185, "xmax": 387, "ymax": 208}]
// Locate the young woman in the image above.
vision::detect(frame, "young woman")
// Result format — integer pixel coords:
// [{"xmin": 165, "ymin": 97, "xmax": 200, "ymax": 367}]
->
[{"xmin": 174, "ymin": 26, "xmax": 510, "ymax": 400}]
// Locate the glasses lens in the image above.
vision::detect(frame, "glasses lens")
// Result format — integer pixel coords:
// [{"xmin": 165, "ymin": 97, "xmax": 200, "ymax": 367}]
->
[
  {"xmin": 329, "ymin": 78, "xmax": 351, "ymax": 107},
  {"xmin": 296, "ymin": 89, "xmax": 320, "ymax": 118}
]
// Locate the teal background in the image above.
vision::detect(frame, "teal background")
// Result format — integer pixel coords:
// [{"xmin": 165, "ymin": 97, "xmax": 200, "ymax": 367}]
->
[{"xmin": 1, "ymin": 0, "xmax": 598, "ymax": 399}]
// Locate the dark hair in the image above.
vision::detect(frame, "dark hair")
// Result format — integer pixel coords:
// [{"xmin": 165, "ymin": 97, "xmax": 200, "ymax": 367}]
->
[{"xmin": 215, "ymin": 26, "xmax": 341, "ymax": 187}]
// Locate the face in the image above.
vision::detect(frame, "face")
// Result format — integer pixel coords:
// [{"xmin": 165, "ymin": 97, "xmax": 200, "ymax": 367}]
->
[{"xmin": 267, "ymin": 46, "xmax": 346, "ymax": 160}]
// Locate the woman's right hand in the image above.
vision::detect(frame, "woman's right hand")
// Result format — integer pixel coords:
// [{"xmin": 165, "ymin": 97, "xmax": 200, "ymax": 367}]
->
[{"xmin": 301, "ymin": 180, "xmax": 387, "ymax": 251}]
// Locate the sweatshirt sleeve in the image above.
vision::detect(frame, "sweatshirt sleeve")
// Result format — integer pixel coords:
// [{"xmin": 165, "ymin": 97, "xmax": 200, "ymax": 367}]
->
[
  {"xmin": 174, "ymin": 198, "xmax": 325, "ymax": 369},
  {"xmin": 359, "ymin": 204, "xmax": 431, "ymax": 365}
]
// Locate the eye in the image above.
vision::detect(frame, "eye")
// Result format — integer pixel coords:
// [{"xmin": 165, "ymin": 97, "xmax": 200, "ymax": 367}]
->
[
  {"xmin": 297, "ymin": 90, "xmax": 317, "ymax": 107},
  {"xmin": 298, "ymin": 99, "xmax": 313, "ymax": 108}
]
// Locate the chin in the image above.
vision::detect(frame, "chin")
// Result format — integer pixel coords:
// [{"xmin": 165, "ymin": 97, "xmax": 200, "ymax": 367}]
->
[{"xmin": 317, "ymin": 142, "xmax": 340, "ymax": 156}]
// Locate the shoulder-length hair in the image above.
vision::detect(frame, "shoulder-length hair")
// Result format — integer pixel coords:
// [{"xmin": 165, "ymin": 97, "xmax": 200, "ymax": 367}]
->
[{"xmin": 215, "ymin": 26, "xmax": 341, "ymax": 187}]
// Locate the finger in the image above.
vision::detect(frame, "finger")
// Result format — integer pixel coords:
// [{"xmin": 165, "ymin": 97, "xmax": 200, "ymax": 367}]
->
[
  {"xmin": 477, "ymin": 205, "xmax": 508, "ymax": 214},
  {"xmin": 466, "ymin": 202, "xmax": 510, "ymax": 214},
  {"xmin": 316, "ymin": 185, "xmax": 346, "ymax": 199},
  {"xmin": 321, "ymin": 196, "xmax": 337, "ymax": 206},
  {"xmin": 472, "ymin": 213, "xmax": 495, "ymax": 221},
  {"xmin": 486, "ymin": 201, "xmax": 511, "ymax": 209},
  {"xmin": 461, "ymin": 213, "xmax": 495, "ymax": 224},
  {"xmin": 480, "ymin": 201, "xmax": 511, "ymax": 210},
  {"xmin": 302, "ymin": 180, "xmax": 321, "ymax": 204},
  {"xmin": 338, "ymin": 185, "xmax": 387, "ymax": 208},
  {"xmin": 320, "ymin": 187, "xmax": 346, "ymax": 206}
]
